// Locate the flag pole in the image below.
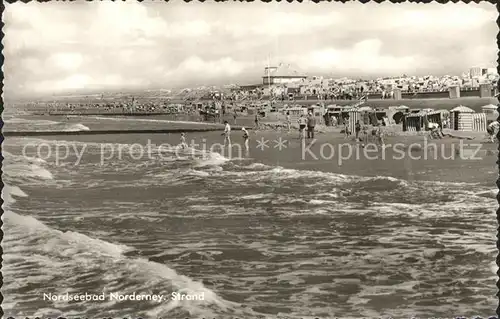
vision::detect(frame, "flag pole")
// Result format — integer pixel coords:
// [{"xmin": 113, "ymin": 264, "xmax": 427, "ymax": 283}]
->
[{"xmin": 267, "ymin": 54, "xmax": 272, "ymax": 108}]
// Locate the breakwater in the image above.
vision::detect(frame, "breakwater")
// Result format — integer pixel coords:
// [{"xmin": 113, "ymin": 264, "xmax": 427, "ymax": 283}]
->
[{"xmin": 3, "ymin": 126, "xmax": 242, "ymax": 137}]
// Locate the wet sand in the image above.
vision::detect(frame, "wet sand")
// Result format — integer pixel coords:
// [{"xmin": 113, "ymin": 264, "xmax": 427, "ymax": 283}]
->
[
  {"xmin": 244, "ymin": 130, "xmax": 497, "ymax": 184},
  {"xmin": 14, "ymin": 113, "xmax": 497, "ymax": 185},
  {"xmin": 37, "ymin": 125, "xmax": 498, "ymax": 185}
]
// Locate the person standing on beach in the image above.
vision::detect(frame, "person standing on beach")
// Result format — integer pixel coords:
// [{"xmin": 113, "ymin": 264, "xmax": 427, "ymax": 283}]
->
[
  {"xmin": 214, "ymin": 109, "xmax": 219, "ymax": 123},
  {"xmin": 361, "ymin": 125, "xmax": 369, "ymax": 146},
  {"xmin": 376, "ymin": 124, "xmax": 385, "ymax": 147},
  {"xmin": 242, "ymin": 127, "xmax": 250, "ymax": 153},
  {"xmin": 307, "ymin": 112, "xmax": 316, "ymax": 139},
  {"xmin": 179, "ymin": 133, "xmax": 188, "ymax": 149},
  {"xmin": 222, "ymin": 121, "xmax": 231, "ymax": 148},
  {"xmin": 298, "ymin": 114, "xmax": 307, "ymax": 139},
  {"xmin": 487, "ymin": 120, "xmax": 500, "ymax": 143},
  {"xmin": 355, "ymin": 121, "xmax": 361, "ymax": 141},
  {"xmin": 331, "ymin": 116, "xmax": 337, "ymax": 127},
  {"xmin": 344, "ymin": 122, "xmax": 350, "ymax": 139},
  {"xmin": 428, "ymin": 122, "xmax": 440, "ymax": 139}
]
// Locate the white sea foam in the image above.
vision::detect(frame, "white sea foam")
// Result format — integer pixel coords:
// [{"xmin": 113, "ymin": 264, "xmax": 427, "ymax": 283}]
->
[
  {"xmin": 4, "ymin": 163, "xmax": 54, "ymax": 181},
  {"xmin": 63, "ymin": 123, "xmax": 90, "ymax": 131},
  {"xmin": 194, "ymin": 152, "xmax": 230, "ymax": 168},
  {"xmin": 4, "ymin": 118, "xmax": 60, "ymax": 125},
  {"xmin": 240, "ymin": 193, "xmax": 274, "ymax": 200},
  {"xmin": 3, "ymin": 210, "xmax": 242, "ymax": 317},
  {"xmin": 3, "ymin": 150, "xmax": 47, "ymax": 166},
  {"xmin": 185, "ymin": 169, "xmax": 210, "ymax": 177},
  {"xmin": 2, "ymin": 136, "xmax": 494, "ymax": 317},
  {"xmin": 2, "ymin": 184, "xmax": 28, "ymax": 207},
  {"xmin": 475, "ymin": 189, "xmax": 498, "ymax": 198},
  {"xmin": 84, "ymin": 115, "xmax": 221, "ymax": 126},
  {"xmin": 369, "ymin": 175, "xmax": 409, "ymax": 186},
  {"xmin": 241, "ymin": 162, "xmax": 273, "ymax": 170},
  {"xmin": 5, "ymin": 118, "xmax": 90, "ymax": 132}
]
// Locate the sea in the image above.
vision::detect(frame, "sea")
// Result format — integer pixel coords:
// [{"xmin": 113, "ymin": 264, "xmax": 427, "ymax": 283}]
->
[{"xmin": 2, "ymin": 113, "xmax": 498, "ymax": 318}]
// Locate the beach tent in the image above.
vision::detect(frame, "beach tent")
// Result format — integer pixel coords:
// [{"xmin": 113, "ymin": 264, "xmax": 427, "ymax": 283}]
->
[
  {"xmin": 450, "ymin": 105, "xmax": 475, "ymax": 131},
  {"xmin": 472, "ymin": 113, "xmax": 487, "ymax": 132},
  {"xmin": 285, "ymin": 106, "xmax": 307, "ymax": 123},
  {"xmin": 387, "ymin": 105, "xmax": 410, "ymax": 124},
  {"xmin": 346, "ymin": 109, "xmax": 360, "ymax": 130},
  {"xmin": 404, "ymin": 111, "xmax": 428, "ymax": 132},
  {"xmin": 358, "ymin": 106, "xmax": 373, "ymax": 112},
  {"xmin": 425, "ymin": 110, "xmax": 446, "ymax": 126},
  {"xmin": 356, "ymin": 106, "xmax": 372, "ymax": 125},
  {"xmin": 481, "ymin": 104, "xmax": 499, "ymax": 122},
  {"xmin": 481, "ymin": 104, "xmax": 497, "ymax": 112},
  {"xmin": 387, "ymin": 105, "xmax": 409, "ymax": 111}
]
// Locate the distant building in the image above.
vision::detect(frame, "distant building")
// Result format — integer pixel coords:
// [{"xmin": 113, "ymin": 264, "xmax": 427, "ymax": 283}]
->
[
  {"xmin": 486, "ymin": 67, "xmax": 498, "ymax": 75},
  {"xmin": 470, "ymin": 67, "xmax": 482, "ymax": 78},
  {"xmin": 238, "ymin": 84, "xmax": 262, "ymax": 91},
  {"xmin": 263, "ymin": 63, "xmax": 307, "ymax": 85}
]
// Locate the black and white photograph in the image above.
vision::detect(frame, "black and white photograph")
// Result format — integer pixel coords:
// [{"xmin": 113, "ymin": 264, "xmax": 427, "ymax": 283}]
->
[{"xmin": 2, "ymin": 1, "xmax": 499, "ymax": 318}]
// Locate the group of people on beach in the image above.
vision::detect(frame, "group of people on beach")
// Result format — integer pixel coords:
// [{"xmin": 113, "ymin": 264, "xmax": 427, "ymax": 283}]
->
[
  {"xmin": 178, "ymin": 121, "xmax": 249, "ymax": 154},
  {"xmin": 178, "ymin": 113, "xmax": 500, "ymax": 157},
  {"xmin": 342, "ymin": 120, "xmax": 385, "ymax": 147},
  {"xmin": 297, "ymin": 112, "xmax": 316, "ymax": 139},
  {"xmin": 224, "ymin": 121, "xmax": 249, "ymax": 151}
]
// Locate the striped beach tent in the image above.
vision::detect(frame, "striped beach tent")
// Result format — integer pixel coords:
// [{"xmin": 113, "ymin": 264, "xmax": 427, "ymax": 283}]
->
[
  {"xmin": 471, "ymin": 113, "xmax": 487, "ymax": 132},
  {"xmin": 450, "ymin": 105, "xmax": 475, "ymax": 131},
  {"xmin": 348, "ymin": 109, "xmax": 360, "ymax": 131}
]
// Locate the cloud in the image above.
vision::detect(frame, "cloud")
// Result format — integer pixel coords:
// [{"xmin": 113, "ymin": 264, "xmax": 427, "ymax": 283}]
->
[
  {"xmin": 3, "ymin": 1, "xmax": 497, "ymax": 97},
  {"xmin": 285, "ymin": 39, "xmax": 427, "ymax": 76},
  {"xmin": 221, "ymin": 11, "xmax": 341, "ymax": 37}
]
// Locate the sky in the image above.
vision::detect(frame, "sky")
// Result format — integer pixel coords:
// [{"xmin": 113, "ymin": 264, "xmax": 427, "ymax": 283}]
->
[{"xmin": 3, "ymin": 1, "xmax": 498, "ymax": 97}]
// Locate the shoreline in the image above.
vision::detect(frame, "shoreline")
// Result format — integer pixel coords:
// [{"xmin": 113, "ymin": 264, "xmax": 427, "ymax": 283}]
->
[
  {"xmin": 3, "ymin": 127, "xmax": 248, "ymax": 136},
  {"xmin": 12, "ymin": 126, "xmax": 495, "ymax": 185}
]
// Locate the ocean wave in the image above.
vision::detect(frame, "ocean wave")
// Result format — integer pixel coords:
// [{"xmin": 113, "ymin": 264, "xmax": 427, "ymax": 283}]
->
[
  {"xmin": 4, "ymin": 163, "xmax": 54, "ymax": 182},
  {"xmin": 86, "ymin": 115, "xmax": 221, "ymax": 127},
  {"xmin": 4, "ymin": 118, "xmax": 61, "ymax": 125},
  {"xmin": 184, "ymin": 169, "xmax": 211, "ymax": 177},
  {"xmin": 2, "ymin": 184, "xmax": 28, "ymax": 207},
  {"xmin": 240, "ymin": 163, "xmax": 273, "ymax": 170},
  {"xmin": 3, "ymin": 210, "xmax": 245, "ymax": 317},
  {"xmin": 63, "ymin": 123, "xmax": 90, "ymax": 131},
  {"xmin": 475, "ymin": 189, "xmax": 498, "ymax": 198},
  {"xmin": 4, "ymin": 118, "xmax": 90, "ymax": 132},
  {"xmin": 194, "ymin": 152, "xmax": 230, "ymax": 168},
  {"xmin": 230, "ymin": 163, "xmax": 486, "ymax": 197},
  {"xmin": 369, "ymin": 175, "xmax": 409, "ymax": 187},
  {"xmin": 3, "ymin": 150, "xmax": 48, "ymax": 165}
]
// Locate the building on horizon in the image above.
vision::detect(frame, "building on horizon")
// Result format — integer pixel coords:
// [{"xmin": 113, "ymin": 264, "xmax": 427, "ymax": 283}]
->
[
  {"xmin": 263, "ymin": 63, "xmax": 307, "ymax": 85},
  {"xmin": 470, "ymin": 67, "xmax": 482, "ymax": 78},
  {"xmin": 486, "ymin": 67, "xmax": 498, "ymax": 75}
]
